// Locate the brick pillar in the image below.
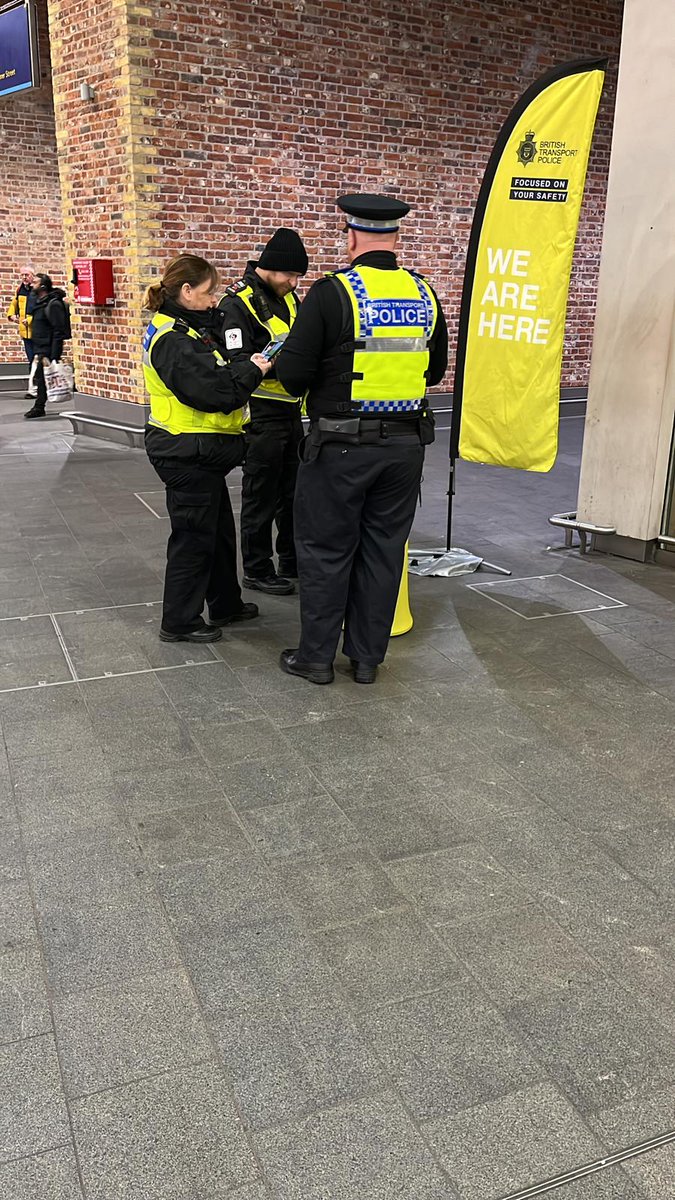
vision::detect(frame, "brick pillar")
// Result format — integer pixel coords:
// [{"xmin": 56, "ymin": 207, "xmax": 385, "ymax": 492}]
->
[{"xmin": 46, "ymin": 0, "xmax": 158, "ymax": 402}]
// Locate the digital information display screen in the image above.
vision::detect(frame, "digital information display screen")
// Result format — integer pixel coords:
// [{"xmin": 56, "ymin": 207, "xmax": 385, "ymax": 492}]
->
[{"xmin": 0, "ymin": 2, "xmax": 39, "ymax": 99}]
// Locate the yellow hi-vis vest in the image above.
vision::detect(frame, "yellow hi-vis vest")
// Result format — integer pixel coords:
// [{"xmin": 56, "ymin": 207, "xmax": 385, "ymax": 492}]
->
[
  {"xmin": 143, "ymin": 313, "xmax": 248, "ymax": 436},
  {"xmin": 236, "ymin": 286, "xmax": 301, "ymax": 403},
  {"xmin": 332, "ymin": 266, "xmax": 437, "ymax": 414},
  {"xmin": 7, "ymin": 288, "xmax": 32, "ymax": 341}
]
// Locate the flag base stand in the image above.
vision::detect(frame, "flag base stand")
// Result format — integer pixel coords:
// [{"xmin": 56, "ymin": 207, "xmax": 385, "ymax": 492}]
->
[
  {"xmin": 408, "ymin": 548, "xmax": 511, "ymax": 578},
  {"xmin": 413, "ymin": 455, "xmax": 512, "ymax": 579}
]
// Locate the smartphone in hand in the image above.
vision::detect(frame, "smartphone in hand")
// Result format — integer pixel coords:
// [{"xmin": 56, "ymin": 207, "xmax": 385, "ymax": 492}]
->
[{"xmin": 261, "ymin": 338, "xmax": 286, "ymax": 361}]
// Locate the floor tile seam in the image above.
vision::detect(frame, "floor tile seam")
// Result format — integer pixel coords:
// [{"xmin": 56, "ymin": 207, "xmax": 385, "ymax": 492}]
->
[
  {"xmin": 584, "ymin": 613, "xmax": 675, "ymax": 664},
  {"xmin": 117, "ymin": 805, "xmax": 290, "ymax": 1199},
  {"xmin": 0, "ymin": 1141, "xmax": 75, "ymax": 1173},
  {"xmin": 494, "ymin": 1124, "xmax": 675, "ymax": 1200},
  {"xmin": 143, "ymin": 677, "xmax": 300, "ymax": 868},
  {"xmin": 50, "ymin": 500, "xmax": 145, "ymax": 606},
  {"xmin": 437, "ymin": 903, "xmax": 608, "ymax": 1003},
  {"xmin": 126, "ymin": 785, "xmax": 242, "ymax": 826},
  {"xmin": 240, "ymin": 1078, "xmax": 461, "ymax": 1194},
  {"xmin": 0, "ymin": 1028, "xmax": 55, "ymax": 1052},
  {"xmin": 148, "ymin": 660, "xmax": 350, "ymax": 852},
  {"xmin": 462, "ymin": 832, "xmax": 673, "ymax": 970},
  {"xmin": 2, "ymin": 740, "xmax": 91, "ymax": 1199},
  {"xmin": 323, "ymin": 762, "xmax": 477, "ymax": 840},
  {"xmin": 568, "ymin": 942, "xmax": 675, "ymax": 1044},
  {"xmin": 483, "ymin": 960, "xmax": 675, "ymax": 1095},
  {"xmin": 348, "ymin": 885, "xmax": 640, "ymax": 1118},
  {"xmin": 62, "ymin": 1052, "xmax": 220, "ymax": 1106},
  {"xmin": 459, "ymin": 724, "xmax": 637, "ymax": 835},
  {"xmin": 419, "ymin": 1099, "xmax": 612, "ymax": 1200},
  {"xmin": 45, "ymin": 961, "xmax": 198, "ymax": 1009}
]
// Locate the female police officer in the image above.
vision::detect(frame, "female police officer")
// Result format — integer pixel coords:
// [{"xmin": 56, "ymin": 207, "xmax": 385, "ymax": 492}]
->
[{"xmin": 143, "ymin": 254, "xmax": 271, "ymax": 643}]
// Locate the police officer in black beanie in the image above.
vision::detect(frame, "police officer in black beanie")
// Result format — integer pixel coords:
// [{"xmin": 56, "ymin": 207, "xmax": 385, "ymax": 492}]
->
[{"xmin": 218, "ymin": 229, "xmax": 309, "ymax": 595}]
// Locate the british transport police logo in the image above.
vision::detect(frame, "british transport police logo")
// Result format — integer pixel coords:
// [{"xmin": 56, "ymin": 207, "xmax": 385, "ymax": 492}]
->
[{"xmin": 516, "ymin": 130, "xmax": 537, "ymax": 166}]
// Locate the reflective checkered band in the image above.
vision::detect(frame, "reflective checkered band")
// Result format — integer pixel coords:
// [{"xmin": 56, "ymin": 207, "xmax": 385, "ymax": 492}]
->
[
  {"xmin": 411, "ymin": 274, "xmax": 436, "ymax": 337},
  {"xmin": 344, "ymin": 270, "xmax": 435, "ymax": 339},
  {"xmin": 344, "ymin": 269, "xmax": 372, "ymax": 335},
  {"xmin": 142, "ymin": 321, "xmax": 160, "ymax": 365},
  {"xmin": 359, "ymin": 398, "xmax": 422, "ymax": 413}
]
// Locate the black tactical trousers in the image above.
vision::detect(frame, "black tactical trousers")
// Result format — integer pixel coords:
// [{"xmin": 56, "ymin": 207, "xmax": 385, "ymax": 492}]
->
[
  {"xmin": 146, "ymin": 429, "xmax": 246, "ymax": 634},
  {"xmin": 240, "ymin": 413, "xmax": 303, "ymax": 577},
  {"xmin": 294, "ymin": 437, "xmax": 424, "ymax": 665}
]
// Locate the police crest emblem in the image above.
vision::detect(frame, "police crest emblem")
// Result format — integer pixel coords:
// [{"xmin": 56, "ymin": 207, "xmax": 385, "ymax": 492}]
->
[{"xmin": 516, "ymin": 130, "xmax": 537, "ymax": 166}]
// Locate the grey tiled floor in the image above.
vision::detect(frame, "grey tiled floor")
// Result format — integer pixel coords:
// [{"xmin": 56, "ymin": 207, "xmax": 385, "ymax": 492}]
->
[{"xmin": 0, "ymin": 394, "xmax": 674, "ymax": 1199}]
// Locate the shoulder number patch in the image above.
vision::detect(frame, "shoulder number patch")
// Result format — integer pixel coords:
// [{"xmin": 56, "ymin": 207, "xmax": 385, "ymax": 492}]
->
[{"xmin": 225, "ymin": 328, "xmax": 244, "ymax": 350}]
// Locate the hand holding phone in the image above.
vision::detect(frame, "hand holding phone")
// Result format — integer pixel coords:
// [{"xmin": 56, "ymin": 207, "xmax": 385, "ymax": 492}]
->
[{"xmin": 251, "ymin": 353, "xmax": 272, "ymax": 375}]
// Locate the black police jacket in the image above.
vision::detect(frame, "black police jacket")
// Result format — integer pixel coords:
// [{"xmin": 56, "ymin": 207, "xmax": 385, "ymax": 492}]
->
[
  {"xmin": 149, "ymin": 298, "xmax": 262, "ymax": 416},
  {"xmin": 217, "ymin": 262, "xmax": 301, "ymax": 422}
]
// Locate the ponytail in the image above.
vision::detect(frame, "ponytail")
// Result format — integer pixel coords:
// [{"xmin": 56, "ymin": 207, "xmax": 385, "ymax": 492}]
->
[
  {"xmin": 143, "ymin": 282, "xmax": 165, "ymax": 312},
  {"xmin": 143, "ymin": 254, "xmax": 218, "ymax": 312}
]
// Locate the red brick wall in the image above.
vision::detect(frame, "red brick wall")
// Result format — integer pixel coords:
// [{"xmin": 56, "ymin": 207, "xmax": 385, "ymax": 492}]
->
[
  {"xmin": 137, "ymin": 0, "xmax": 623, "ymax": 393},
  {"xmin": 0, "ymin": 0, "xmax": 64, "ymax": 364},
  {"xmin": 2, "ymin": 0, "xmax": 624, "ymax": 395}
]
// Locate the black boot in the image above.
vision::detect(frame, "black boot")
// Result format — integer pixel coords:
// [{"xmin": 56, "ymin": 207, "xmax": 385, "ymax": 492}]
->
[
  {"xmin": 244, "ymin": 573, "xmax": 295, "ymax": 596},
  {"xmin": 350, "ymin": 660, "xmax": 378, "ymax": 684},
  {"xmin": 280, "ymin": 649, "xmax": 334, "ymax": 685},
  {"xmin": 209, "ymin": 603, "xmax": 259, "ymax": 626},
  {"xmin": 159, "ymin": 623, "xmax": 222, "ymax": 643},
  {"xmin": 24, "ymin": 404, "xmax": 47, "ymax": 419}
]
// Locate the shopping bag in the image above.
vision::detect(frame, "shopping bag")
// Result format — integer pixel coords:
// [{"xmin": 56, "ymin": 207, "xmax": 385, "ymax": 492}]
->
[{"xmin": 44, "ymin": 359, "xmax": 74, "ymax": 404}]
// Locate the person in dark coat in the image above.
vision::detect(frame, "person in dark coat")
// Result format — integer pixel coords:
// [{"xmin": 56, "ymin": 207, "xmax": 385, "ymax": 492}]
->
[{"xmin": 24, "ymin": 274, "xmax": 70, "ymax": 419}]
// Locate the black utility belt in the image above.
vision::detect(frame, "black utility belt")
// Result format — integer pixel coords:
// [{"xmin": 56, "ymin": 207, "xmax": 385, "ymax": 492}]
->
[{"xmin": 314, "ymin": 413, "xmax": 434, "ymax": 445}]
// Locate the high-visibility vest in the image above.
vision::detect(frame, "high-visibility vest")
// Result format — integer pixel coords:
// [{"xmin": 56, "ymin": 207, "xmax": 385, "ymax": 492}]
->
[
  {"xmin": 235, "ymin": 286, "xmax": 301, "ymax": 403},
  {"xmin": 331, "ymin": 266, "xmax": 437, "ymax": 414},
  {"xmin": 143, "ymin": 313, "xmax": 248, "ymax": 436}
]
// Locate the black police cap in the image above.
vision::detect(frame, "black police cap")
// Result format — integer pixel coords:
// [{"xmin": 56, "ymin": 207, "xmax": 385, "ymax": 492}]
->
[{"xmin": 337, "ymin": 194, "xmax": 411, "ymax": 233}]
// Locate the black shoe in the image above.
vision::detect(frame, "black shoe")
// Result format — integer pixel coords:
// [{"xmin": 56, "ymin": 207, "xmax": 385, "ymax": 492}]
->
[
  {"xmin": 280, "ymin": 649, "xmax": 334, "ymax": 685},
  {"xmin": 350, "ymin": 660, "xmax": 378, "ymax": 684},
  {"xmin": 278, "ymin": 562, "xmax": 299, "ymax": 580},
  {"xmin": 24, "ymin": 405, "xmax": 47, "ymax": 419},
  {"xmin": 159, "ymin": 624, "xmax": 223, "ymax": 643},
  {"xmin": 244, "ymin": 574, "xmax": 295, "ymax": 596},
  {"xmin": 209, "ymin": 603, "xmax": 259, "ymax": 626}
]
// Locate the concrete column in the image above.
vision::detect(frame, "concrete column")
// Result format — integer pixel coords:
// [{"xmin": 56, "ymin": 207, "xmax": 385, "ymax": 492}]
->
[{"xmin": 576, "ymin": 0, "xmax": 675, "ymax": 557}]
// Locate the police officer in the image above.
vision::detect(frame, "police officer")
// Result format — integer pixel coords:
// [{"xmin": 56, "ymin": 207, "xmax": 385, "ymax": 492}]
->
[
  {"xmin": 143, "ymin": 254, "xmax": 272, "ymax": 643},
  {"xmin": 218, "ymin": 229, "xmax": 308, "ymax": 595},
  {"xmin": 276, "ymin": 194, "xmax": 448, "ymax": 685}
]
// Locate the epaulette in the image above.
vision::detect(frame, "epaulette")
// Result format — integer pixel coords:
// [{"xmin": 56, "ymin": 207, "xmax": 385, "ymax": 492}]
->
[{"xmin": 223, "ymin": 279, "xmax": 248, "ymax": 298}]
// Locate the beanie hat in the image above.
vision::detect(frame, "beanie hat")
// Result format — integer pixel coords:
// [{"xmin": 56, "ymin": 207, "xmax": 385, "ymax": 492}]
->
[{"xmin": 257, "ymin": 228, "xmax": 308, "ymax": 274}]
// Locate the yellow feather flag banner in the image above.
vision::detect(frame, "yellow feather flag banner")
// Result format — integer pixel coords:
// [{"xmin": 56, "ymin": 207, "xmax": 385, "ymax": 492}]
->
[{"xmin": 452, "ymin": 59, "xmax": 607, "ymax": 473}]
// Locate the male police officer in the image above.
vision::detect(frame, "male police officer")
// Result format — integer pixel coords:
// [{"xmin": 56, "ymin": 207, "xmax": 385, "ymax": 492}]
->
[
  {"xmin": 218, "ymin": 229, "xmax": 308, "ymax": 595},
  {"xmin": 276, "ymin": 194, "xmax": 448, "ymax": 685}
]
